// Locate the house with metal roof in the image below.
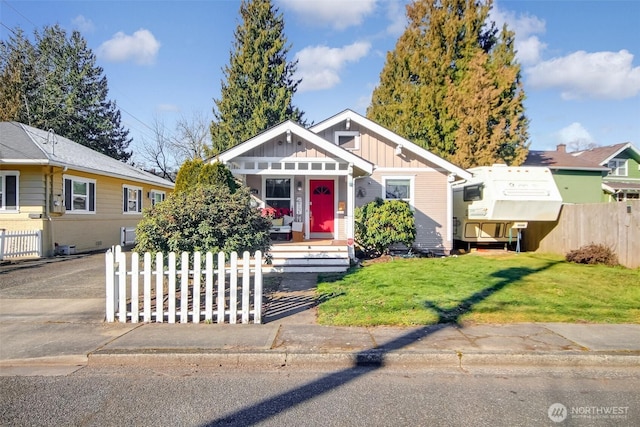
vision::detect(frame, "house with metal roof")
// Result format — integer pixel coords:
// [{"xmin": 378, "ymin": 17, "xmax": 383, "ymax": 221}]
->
[{"xmin": 0, "ymin": 122, "xmax": 174, "ymax": 258}]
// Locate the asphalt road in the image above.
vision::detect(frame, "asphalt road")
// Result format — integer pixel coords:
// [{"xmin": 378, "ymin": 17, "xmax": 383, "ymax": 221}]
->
[{"xmin": 1, "ymin": 365, "xmax": 639, "ymax": 426}]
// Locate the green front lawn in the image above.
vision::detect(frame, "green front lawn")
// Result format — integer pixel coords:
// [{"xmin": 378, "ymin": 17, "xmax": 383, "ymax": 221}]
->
[{"xmin": 316, "ymin": 253, "xmax": 640, "ymax": 326}]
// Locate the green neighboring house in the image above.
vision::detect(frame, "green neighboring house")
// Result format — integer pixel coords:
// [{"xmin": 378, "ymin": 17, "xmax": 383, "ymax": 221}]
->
[
  {"xmin": 524, "ymin": 144, "xmax": 609, "ymax": 204},
  {"xmin": 571, "ymin": 142, "xmax": 640, "ymax": 202}
]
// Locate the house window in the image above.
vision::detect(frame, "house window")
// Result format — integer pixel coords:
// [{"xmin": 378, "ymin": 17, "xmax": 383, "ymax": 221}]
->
[
  {"xmin": 383, "ymin": 176, "xmax": 414, "ymax": 207},
  {"xmin": 150, "ymin": 190, "xmax": 166, "ymax": 206},
  {"xmin": 265, "ymin": 178, "xmax": 291, "ymax": 210},
  {"xmin": 334, "ymin": 131, "xmax": 360, "ymax": 150},
  {"xmin": 608, "ymin": 159, "xmax": 627, "ymax": 176},
  {"xmin": 0, "ymin": 171, "xmax": 19, "ymax": 212},
  {"xmin": 64, "ymin": 175, "xmax": 96, "ymax": 213},
  {"xmin": 123, "ymin": 185, "xmax": 143, "ymax": 213}
]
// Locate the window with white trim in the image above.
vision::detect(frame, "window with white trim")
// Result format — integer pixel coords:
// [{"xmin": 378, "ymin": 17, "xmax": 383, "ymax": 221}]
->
[
  {"xmin": 264, "ymin": 178, "xmax": 291, "ymax": 210},
  {"xmin": 150, "ymin": 190, "xmax": 166, "ymax": 206},
  {"xmin": 0, "ymin": 171, "xmax": 19, "ymax": 212},
  {"xmin": 64, "ymin": 175, "xmax": 96, "ymax": 213},
  {"xmin": 608, "ymin": 158, "xmax": 627, "ymax": 176},
  {"xmin": 334, "ymin": 131, "xmax": 360, "ymax": 150},
  {"xmin": 382, "ymin": 176, "xmax": 415, "ymax": 207},
  {"xmin": 123, "ymin": 185, "xmax": 143, "ymax": 213}
]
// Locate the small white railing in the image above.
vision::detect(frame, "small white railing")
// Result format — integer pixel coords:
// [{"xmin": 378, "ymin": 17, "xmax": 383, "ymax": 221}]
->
[
  {"xmin": 0, "ymin": 229, "xmax": 42, "ymax": 260},
  {"xmin": 105, "ymin": 246, "xmax": 263, "ymax": 324}
]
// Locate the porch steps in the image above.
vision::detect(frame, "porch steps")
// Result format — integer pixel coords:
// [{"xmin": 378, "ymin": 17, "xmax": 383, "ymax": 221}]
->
[{"xmin": 265, "ymin": 244, "xmax": 350, "ymax": 273}]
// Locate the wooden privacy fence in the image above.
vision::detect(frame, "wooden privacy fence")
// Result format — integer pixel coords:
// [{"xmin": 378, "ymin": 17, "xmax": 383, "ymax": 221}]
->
[
  {"xmin": 525, "ymin": 201, "xmax": 640, "ymax": 269},
  {"xmin": 0, "ymin": 229, "xmax": 42, "ymax": 260},
  {"xmin": 105, "ymin": 246, "xmax": 263, "ymax": 324}
]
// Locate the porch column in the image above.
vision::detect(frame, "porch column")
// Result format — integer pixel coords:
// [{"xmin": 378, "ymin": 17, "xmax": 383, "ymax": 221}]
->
[{"xmin": 346, "ymin": 164, "xmax": 355, "ymax": 259}]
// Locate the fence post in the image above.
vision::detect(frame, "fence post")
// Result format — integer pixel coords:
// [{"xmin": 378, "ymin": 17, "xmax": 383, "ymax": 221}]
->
[
  {"xmin": 180, "ymin": 252, "xmax": 189, "ymax": 323},
  {"xmin": 155, "ymin": 252, "xmax": 164, "ymax": 323},
  {"xmin": 205, "ymin": 252, "xmax": 213, "ymax": 322},
  {"xmin": 105, "ymin": 248, "xmax": 115, "ymax": 322},
  {"xmin": 117, "ymin": 249, "xmax": 127, "ymax": 323},
  {"xmin": 168, "ymin": 252, "xmax": 176, "ymax": 323},
  {"xmin": 254, "ymin": 250, "xmax": 263, "ymax": 324},
  {"xmin": 193, "ymin": 251, "xmax": 201, "ymax": 323},
  {"xmin": 143, "ymin": 252, "xmax": 152, "ymax": 322},
  {"xmin": 0, "ymin": 229, "xmax": 5, "ymax": 261},
  {"xmin": 242, "ymin": 251, "xmax": 250, "ymax": 324},
  {"xmin": 229, "ymin": 252, "xmax": 238, "ymax": 324},
  {"xmin": 216, "ymin": 252, "xmax": 225, "ymax": 323}
]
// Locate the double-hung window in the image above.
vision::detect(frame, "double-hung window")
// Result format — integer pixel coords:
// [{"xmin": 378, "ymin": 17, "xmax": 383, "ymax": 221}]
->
[
  {"xmin": 0, "ymin": 171, "xmax": 19, "ymax": 212},
  {"xmin": 383, "ymin": 176, "xmax": 415, "ymax": 208},
  {"xmin": 64, "ymin": 175, "xmax": 95, "ymax": 213},
  {"xmin": 265, "ymin": 178, "xmax": 291, "ymax": 210},
  {"xmin": 608, "ymin": 159, "xmax": 627, "ymax": 176},
  {"xmin": 123, "ymin": 185, "xmax": 143, "ymax": 214},
  {"xmin": 150, "ymin": 190, "xmax": 166, "ymax": 206}
]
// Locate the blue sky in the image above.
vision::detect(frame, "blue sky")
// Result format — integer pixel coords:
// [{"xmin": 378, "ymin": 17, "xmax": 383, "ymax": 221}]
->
[{"xmin": 2, "ymin": 0, "xmax": 639, "ymax": 166}]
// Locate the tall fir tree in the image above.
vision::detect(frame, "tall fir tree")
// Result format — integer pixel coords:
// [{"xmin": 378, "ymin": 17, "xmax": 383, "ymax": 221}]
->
[
  {"xmin": 367, "ymin": 0, "xmax": 528, "ymax": 167},
  {"xmin": 0, "ymin": 25, "xmax": 132, "ymax": 161},
  {"xmin": 209, "ymin": 0, "xmax": 304, "ymax": 155}
]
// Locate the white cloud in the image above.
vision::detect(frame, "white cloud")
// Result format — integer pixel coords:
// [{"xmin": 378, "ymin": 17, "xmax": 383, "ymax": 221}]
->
[
  {"xmin": 526, "ymin": 50, "xmax": 640, "ymax": 100},
  {"xmin": 156, "ymin": 104, "xmax": 180, "ymax": 112},
  {"xmin": 295, "ymin": 42, "xmax": 371, "ymax": 92},
  {"xmin": 97, "ymin": 29, "xmax": 161, "ymax": 65},
  {"xmin": 556, "ymin": 122, "xmax": 595, "ymax": 146},
  {"xmin": 72, "ymin": 15, "xmax": 95, "ymax": 33},
  {"xmin": 490, "ymin": 1, "xmax": 546, "ymax": 66},
  {"xmin": 279, "ymin": 0, "xmax": 377, "ymax": 30}
]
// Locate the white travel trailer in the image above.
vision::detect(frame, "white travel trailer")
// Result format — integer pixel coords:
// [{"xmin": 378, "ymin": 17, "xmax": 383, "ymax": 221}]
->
[{"xmin": 452, "ymin": 165, "xmax": 563, "ymax": 248}]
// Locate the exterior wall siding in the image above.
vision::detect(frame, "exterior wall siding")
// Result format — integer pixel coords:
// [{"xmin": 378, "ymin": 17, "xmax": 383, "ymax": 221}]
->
[{"xmin": 552, "ymin": 171, "xmax": 604, "ymax": 204}]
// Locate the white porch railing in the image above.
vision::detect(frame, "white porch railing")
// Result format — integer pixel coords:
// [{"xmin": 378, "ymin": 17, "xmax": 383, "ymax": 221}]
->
[
  {"xmin": 0, "ymin": 229, "xmax": 42, "ymax": 260},
  {"xmin": 105, "ymin": 246, "xmax": 263, "ymax": 324}
]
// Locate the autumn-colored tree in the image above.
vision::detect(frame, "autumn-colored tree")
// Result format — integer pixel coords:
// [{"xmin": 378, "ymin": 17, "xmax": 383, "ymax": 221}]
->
[
  {"xmin": 209, "ymin": 0, "xmax": 304, "ymax": 156},
  {"xmin": 367, "ymin": 0, "xmax": 528, "ymax": 167}
]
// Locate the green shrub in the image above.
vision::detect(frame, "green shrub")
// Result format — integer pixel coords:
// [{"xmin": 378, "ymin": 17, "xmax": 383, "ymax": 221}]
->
[
  {"xmin": 565, "ymin": 243, "xmax": 619, "ymax": 266},
  {"xmin": 355, "ymin": 198, "xmax": 416, "ymax": 258},
  {"xmin": 134, "ymin": 185, "xmax": 271, "ymax": 260}
]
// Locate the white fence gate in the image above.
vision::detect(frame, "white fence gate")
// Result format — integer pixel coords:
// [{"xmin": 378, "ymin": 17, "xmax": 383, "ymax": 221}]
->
[
  {"xmin": 0, "ymin": 229, "xmax": 42, "ymax": 260},
  {"xmin": 105, "ymin": 246, "xmax": 263, "ymax": 324}
]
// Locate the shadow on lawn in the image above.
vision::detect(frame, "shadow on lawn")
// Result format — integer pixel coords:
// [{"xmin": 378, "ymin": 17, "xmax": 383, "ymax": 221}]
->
[{"xmin": 203, "ymin": 260, "xmax": 559, "ymax": 426}]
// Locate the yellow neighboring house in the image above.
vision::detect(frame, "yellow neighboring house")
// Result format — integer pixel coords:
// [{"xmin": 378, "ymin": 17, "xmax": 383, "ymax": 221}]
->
[{"xmin": 0, "ymin": 122, "xmax": 174, "ymax": 257}]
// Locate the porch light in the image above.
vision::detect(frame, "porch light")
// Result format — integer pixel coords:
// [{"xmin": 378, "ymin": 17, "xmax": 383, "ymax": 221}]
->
[{"xmin": 297, "ymin": 181, "xmax": 302, "ymax": 191}]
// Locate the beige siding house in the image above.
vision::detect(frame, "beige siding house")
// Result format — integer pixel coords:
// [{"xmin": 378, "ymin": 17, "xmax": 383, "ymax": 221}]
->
[
  {"xmin": 0, "ymin": 122, "xmax": 174, "ymax": 257},
  {"xmin": 218, "ymin": 110, "xmax": 471, "ymax": 256}
]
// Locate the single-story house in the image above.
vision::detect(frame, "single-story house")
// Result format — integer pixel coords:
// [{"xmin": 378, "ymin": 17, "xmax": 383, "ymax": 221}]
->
[
  {"xmin": 571, "ymin": 142, "xmax": 640, "ymax": 202},
  {"xmin": 216, "ymin": 109, "xmax": 471, "ymax": 256},
  {"xmin": 524, "ymin": 144, "xmax": 609, "ymax": 204},
  {"xmin": 0, "ymin": 122, "xmax": 174, "ymax": 257}
]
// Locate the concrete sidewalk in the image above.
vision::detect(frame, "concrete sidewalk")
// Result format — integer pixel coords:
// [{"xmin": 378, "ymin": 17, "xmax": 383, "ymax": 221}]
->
[{"xmin": 1, "ymin": 255, "xmax": 640, "ymax": 375}]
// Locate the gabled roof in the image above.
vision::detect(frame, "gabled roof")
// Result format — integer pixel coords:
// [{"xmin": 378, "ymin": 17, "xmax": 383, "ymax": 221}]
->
[
  {"xmin": 310, "ymin": 109, "xmax": 472, "ymax": 180},
  {"xmin": 217, "ymin": 119, "xmax": 374, "ymax": 174},
  {"xmin": 524, "ymin": 149, "xmax": 609, "ymax": 172},
  {"xmin": 572, "ymin": 142, "xmax": 640, "ymax": 165},
  {"xmin": 0, "ymin": 121, "xmax": 174, "ymax": 188}
]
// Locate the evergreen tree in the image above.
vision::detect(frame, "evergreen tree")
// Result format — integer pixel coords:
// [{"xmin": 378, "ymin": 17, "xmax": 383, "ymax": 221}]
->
[
  {"xmin": 0, "ymin": 25, "xmax": 132, "ymax": 161},
  {"xmin": 367, "ymin": 0, "xmax": 528, "ymax": 167},
  {"xmin": 209, "ymin": 0, "xmax": 304, "ymax": 155}
]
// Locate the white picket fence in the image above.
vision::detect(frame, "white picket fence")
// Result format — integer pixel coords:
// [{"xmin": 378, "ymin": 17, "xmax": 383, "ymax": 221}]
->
[
  {"xmin": 0, "ymin": 229, "xmax": 42, "ymax": 260},
  {"xmin": 105, "ymin": 246, "xmax": 263, "ymax": 324}
]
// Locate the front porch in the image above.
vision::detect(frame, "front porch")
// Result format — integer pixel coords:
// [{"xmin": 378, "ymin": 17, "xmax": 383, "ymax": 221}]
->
[{"xmin": 267, "ymin": 239, "xmax": 350, "ymax": 273}]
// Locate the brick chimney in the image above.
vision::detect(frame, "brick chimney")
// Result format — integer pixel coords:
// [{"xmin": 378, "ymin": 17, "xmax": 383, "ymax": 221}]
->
[{"xmin": 557, "ymin": 144, "xmax": 566, "ymax": 153}]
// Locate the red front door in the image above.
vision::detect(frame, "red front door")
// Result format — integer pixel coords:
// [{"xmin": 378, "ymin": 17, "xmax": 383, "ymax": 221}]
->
[{"xmin": 310, "ymin": 179, "xmax": 334, "ymax": 233}]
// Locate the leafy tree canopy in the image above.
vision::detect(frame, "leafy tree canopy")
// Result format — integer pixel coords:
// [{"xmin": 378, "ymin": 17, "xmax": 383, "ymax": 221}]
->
[
  {"xmin": 209, "ymin": 0, "xmax": 304, "ymax": 156},
  {"xmin": 367, "ymin": 0, "xmax": 529, "ymax": 168},
  {"xmin": 174, "ymin": 159, "xmax": 239, "ymax": 194},
  {"xmin": 0, "ymin": 25, "xmax": 132, "ymax": 161}
]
